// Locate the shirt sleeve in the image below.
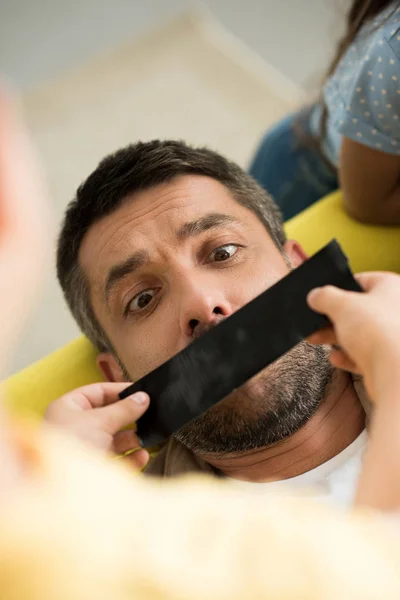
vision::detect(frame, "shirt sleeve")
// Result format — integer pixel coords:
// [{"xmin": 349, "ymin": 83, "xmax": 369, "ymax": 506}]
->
[{"xmin": 334, "ymin": 32, "xmax": 400, "ymax": 155}]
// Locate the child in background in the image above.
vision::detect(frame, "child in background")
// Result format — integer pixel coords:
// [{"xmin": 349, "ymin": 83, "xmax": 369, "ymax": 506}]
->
[{"xmin": 250, "ymin": 0, "xmax": 400, "ymax": 225}]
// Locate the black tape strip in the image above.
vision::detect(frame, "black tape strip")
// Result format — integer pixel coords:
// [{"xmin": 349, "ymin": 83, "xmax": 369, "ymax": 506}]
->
[{"xmin": 119, "ymin": 240, "xmax": 361, "ymax": 446}]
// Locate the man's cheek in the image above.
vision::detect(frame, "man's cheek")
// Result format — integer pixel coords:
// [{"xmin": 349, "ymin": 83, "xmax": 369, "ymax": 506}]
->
[
  {"xmin": 124, "ymin": 339, "xmax": 174, "ymax": 381},
  {"xmin": 241, "ymin": 272, "xmax": 282, "ymax": 305}
]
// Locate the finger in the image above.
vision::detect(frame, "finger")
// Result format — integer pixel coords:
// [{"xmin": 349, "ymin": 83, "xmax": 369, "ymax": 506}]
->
[
  {"xmin": 329, "ymin": 348, "xmax": 360, "ymax": 374},
  {"xmin": 94, "ymin": 392, "xmax": 150, "ymax": 435},
  {"xmin": 0, "ymin": 84, "xmax": 48, "ymax": 245},
  {"xmin": 67, "ymin": 382, "xmax": 135, "ymax": 410},
  {"xmin": 120, "ymin": 448, "xmax": 150, "ymax": 470},
  {"xmin": 307, "ymin": 285, "xmax": 353, "ymax": 318},
  {"xmin": 307, "ymin": 325, "xmax": 338, "ymax": 346},
  {"xmin": 0, "ymin": 85, "xmax": 51, "ymax": 359},
  {"xmin": 355, "ymin": 272, "xmax": 388, "ymax": 292},
  {"xmin": 113, "ymin": 429, "xmax": 142, "ymax": 455}
]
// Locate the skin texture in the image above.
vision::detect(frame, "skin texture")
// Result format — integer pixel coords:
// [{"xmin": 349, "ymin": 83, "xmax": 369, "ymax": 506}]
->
[
  {"xmin": 44, "ymin": 383, "xmax": 151, "ymax": 469},
  {"xmin": 77, "ymin": 174, "xmax": 367, "ymax": 480},
  {"xmin": 0, "ymin": 88, "xmax": 50, "ymax": 491},
  {"xmin": 339, "ymin": 136, "xmax": 400, "ymax": 225},
  {"xmin": 308, "ymin": 272, "xmax": 400, "ymax": 510},
  {"xmin": 79, "ymin": 175, "xmax": 300, "ymax": 380}
]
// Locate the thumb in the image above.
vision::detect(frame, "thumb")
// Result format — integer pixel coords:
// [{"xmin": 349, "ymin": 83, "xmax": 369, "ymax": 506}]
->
[
  {"xmin": 94, "ymin": 392, "xmax": 150, "ymax": 435},
  {"xmin": 307, "ymin": 285, "xmax": 350, "ymax": 318}
]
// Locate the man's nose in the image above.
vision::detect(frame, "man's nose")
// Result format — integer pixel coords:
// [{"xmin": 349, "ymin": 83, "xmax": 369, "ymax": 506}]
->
[{"xmin": 179, "ymin": 281, "xmax": 233, "ymax": 340}]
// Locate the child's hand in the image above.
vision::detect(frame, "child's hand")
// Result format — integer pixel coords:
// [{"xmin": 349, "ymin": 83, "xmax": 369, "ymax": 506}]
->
[
  {"xmin": 307, "ymin": 272, "xmax": 400, "ymax": 402},
  {"xmin": 45, "ymin": 382, "xmax": 150, "ymax": 469}
]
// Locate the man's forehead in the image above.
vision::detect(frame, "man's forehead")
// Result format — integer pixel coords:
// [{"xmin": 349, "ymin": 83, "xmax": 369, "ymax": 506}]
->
[{"xmin": 79, "ymin": 175, "xmax": 247, "ymax": 267}]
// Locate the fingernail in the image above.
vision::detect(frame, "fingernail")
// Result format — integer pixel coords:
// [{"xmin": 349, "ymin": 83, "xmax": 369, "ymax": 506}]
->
[{"xmin": 131, "ymin": 392, "xmax": 149, "ymax": 406}]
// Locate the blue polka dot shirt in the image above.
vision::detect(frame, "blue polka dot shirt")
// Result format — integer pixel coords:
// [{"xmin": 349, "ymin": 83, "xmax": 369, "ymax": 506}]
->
[{"xmin": 311, "ymin": 5, "xmax": 400, "ymax": 166}]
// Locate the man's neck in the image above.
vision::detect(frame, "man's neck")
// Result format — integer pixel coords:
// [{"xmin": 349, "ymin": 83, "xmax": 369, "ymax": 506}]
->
[{"xmin": 198, "ymin": 372, "xmax": 366, "ymax": 482}]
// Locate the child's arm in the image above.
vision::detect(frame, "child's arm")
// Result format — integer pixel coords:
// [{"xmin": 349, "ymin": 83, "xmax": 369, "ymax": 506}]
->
[
  {"xmin": 355, "ymin": 382, "xmax": 400, "ymax": 510},
  {"xmin": 339, "ymin": 137, "xmax": 400, "ymax": 225}
]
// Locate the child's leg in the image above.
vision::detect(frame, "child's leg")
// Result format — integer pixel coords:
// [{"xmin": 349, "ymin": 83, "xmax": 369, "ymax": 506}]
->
[{"xmin": 249, "ymin": 110, "xmax": 339, "ymax": 221}]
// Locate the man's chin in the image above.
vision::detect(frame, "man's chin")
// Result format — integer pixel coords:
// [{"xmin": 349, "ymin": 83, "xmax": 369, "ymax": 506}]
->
[
  {"xmin": 173, "ymin": 342, "xmax": 333, "ymax": 455},
  {"xmin": 192, "ymin": 372, "xmax": 269, "ymax": 421},
  {"xmin": 173, "ymin": 377, "xmax": 271, "ymax": 453}
]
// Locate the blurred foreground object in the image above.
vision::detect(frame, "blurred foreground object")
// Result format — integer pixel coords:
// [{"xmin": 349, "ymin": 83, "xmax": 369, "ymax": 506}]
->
[{"xmin": 1, "ymin": 420, "xmax": 400, "ymax": 600}]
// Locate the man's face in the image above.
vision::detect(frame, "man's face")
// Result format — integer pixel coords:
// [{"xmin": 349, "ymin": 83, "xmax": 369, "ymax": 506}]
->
[{"xmin": 80, "ymin": 175, "xmax": 331, "ymax": 454}]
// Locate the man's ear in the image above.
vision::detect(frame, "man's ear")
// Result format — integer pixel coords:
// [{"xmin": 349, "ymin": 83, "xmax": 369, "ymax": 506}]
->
[
  {"xmin": 283, "ymin": 240, "xmax": 309, "ymax": 268},
  {"xmin": 97, "ymin": 353, "xmax": 126, "ymax": 382}
]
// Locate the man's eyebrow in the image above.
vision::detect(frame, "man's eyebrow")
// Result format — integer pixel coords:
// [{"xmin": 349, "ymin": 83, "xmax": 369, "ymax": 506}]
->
[
  {"xmin": 103, "ymin": 213, "xmax": 241, "ymax": 304},
  {"xmin": 104, "ymin": 250, "xmax": 149, "ymax": 304},
  {"xmin": 177, "ymin": 213, "xmax": 242, "ymax": 240}
]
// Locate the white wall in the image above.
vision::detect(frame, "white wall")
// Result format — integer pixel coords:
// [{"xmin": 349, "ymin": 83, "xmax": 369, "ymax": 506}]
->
[{"xmin": 0, "ymin": 0, "xmax": 346, "ymax": 90}]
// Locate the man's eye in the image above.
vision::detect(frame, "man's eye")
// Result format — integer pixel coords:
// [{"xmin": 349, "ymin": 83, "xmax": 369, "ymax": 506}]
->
[
  {"xmin": 127, "ymin": 289, "xmax": 156, "ymax": 314},
  {"xmin": 209, "ymin": 244, "xmax": 239, "ymax": 262}
]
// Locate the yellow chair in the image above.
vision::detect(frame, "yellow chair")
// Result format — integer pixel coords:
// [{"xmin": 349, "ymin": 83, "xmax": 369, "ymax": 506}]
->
[
  {"xmin": 286, "ymin": 191, "xmax": 400, "ymax": 273},
  {"xmin": 2, "ymin": 336, "xmax": 103, "ymax": 417},
  {"xmin": 2, "ymin": 190, "xmax": 400, "ymax": 417}
]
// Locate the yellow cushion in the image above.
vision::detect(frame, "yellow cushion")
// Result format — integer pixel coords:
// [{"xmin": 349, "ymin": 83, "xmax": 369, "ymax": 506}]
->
[
  {"xmin": 2, "ymin": 190, "xmax": 400, "ymax": 417},
  {"xmin": 2, "ymin": 337, "xmax": 104, "ymax": 418},
  {"xmin": 285, "ymin": 190, "xmax": 400, "ymax": 273}
]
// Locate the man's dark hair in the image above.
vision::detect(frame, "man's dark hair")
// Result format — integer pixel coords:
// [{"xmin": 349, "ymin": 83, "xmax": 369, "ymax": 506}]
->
[{"xmin": 57, "ymin": 140, "xmax": 286, "ymax": 352}]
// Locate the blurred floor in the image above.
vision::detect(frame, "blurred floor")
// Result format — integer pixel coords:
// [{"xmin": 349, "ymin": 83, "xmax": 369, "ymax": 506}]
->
[{"xmin": 0, "ymin": 1, "xmax": 348, "ymax": 375}]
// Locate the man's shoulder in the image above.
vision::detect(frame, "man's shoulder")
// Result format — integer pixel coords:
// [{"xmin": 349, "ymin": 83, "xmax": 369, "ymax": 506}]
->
[
  {"xmin": 144, "ymin": 438, "xmax": 215, "ymax": 478},
  {"xmin": 144, "ymin": 442, "xmax": 173, "ymax": 477}
]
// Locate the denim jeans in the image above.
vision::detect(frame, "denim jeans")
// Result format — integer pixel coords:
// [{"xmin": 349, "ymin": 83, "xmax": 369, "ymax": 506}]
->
[{"xmin": 249, "ymin": 111, "xmax": 339, "ymax": 222}]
